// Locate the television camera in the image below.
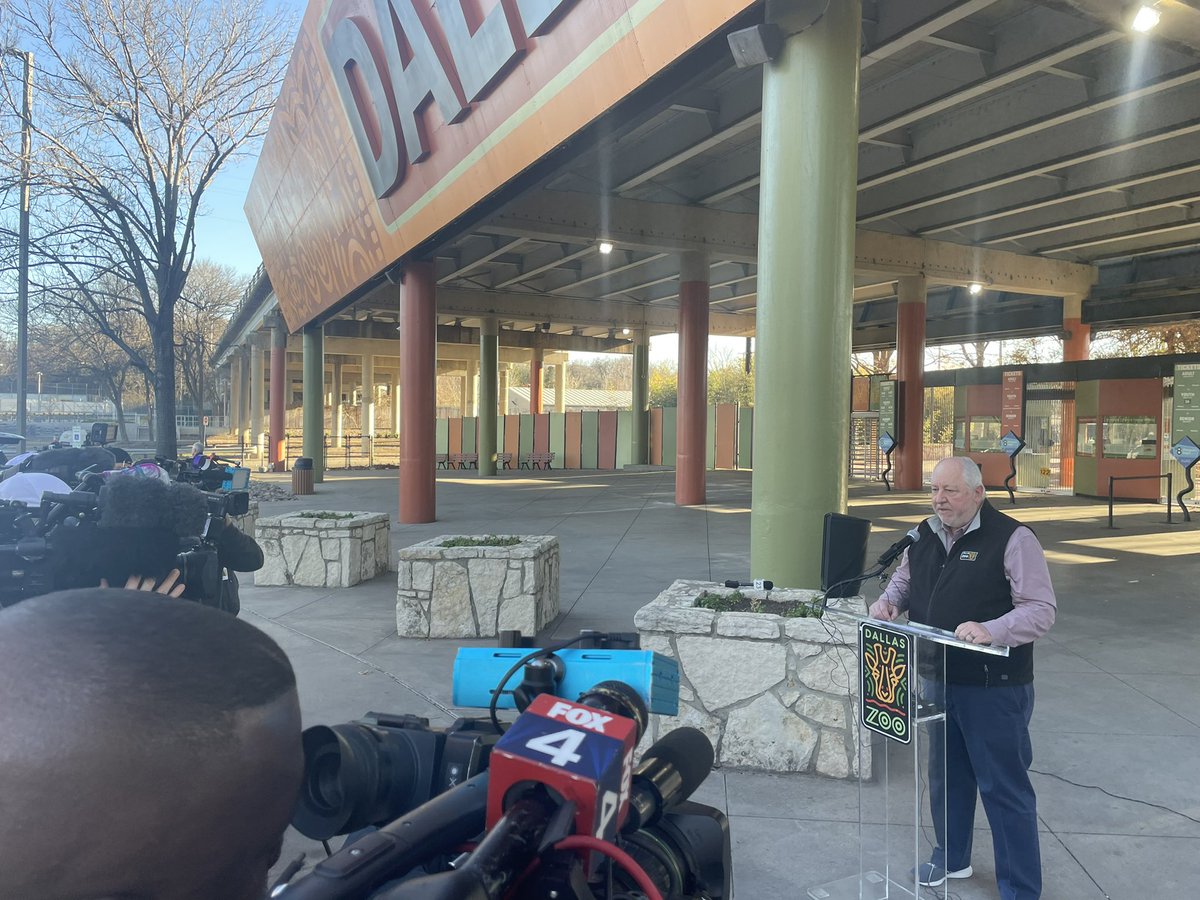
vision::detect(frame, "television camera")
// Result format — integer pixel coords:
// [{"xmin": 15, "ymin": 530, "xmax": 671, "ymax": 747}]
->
[
  {"xmin": 0, "ymin": 477, "xmax": 249, "ymax": 609},
  {"xmin": 272, "ymin": 635, "xmax": 731, "ymax": 900}
]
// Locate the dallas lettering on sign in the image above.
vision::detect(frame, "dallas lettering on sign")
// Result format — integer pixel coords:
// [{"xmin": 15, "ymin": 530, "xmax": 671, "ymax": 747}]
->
[{"xmin": 322, "ymin": 0, "xmax": 577, "ymax": 200}]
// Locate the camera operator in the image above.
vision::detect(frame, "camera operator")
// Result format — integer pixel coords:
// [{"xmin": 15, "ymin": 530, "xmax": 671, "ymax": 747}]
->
[
  {"xmin": 0, "ymin": 587, "xmax": 303, "ymax": 899},
  {"xmin": 100, "ymin": 474, "xmax": 263, "ymax": 614}
]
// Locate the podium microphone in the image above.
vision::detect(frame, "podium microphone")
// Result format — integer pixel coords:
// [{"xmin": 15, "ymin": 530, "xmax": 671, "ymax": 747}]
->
[{"xmin": 877, "ymin": 528, "xmax": 921, "ymax": 569}]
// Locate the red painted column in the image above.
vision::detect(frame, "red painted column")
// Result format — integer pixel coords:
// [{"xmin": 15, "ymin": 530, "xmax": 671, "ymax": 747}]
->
[
  {"xmin": 529, "ymin": 348, "xmax": 544, "ymax": 414},
  {"xmin": 269, "ymin": 319, "xmax": 287, "ymax": 471},
  {"xmin": 895, "ymin": 275, "xmax": 927, "ymax": 491},
  {"xmin": 1063, "ymin": 293, "xmax": 1091, "ymax": 361},
  {"xmin": 400, "ymin": 260, "xmax": 437, "ymax": 524},
  {"xmin": 676, "ymin": 251, "xmax": 709, "ymax": 506}
]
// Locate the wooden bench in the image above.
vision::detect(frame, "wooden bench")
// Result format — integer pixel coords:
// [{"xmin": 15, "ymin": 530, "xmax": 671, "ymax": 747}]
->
[
  {"xmin": 521, "ymin": 452, "xmax": 555, "ymax": 470},
  {"xmin": 436, "ymin": 453, "xmax": 449, "ymax": 468},
  {"xmin": 498, "ymin": 452, "xmax": 514, "ymax": 469},
  {"xmin": 449, "ymin": 453, "xmax": 478, "ymax": 469}
]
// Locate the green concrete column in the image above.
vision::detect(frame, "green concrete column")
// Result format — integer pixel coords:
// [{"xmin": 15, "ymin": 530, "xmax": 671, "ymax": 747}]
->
[
  {"xmin": 751, "ymin": 0, "xmax": 861, "ymax": 587},
  {"xmin": 479, "ymin": 317, "xmax": 499, "ymax": 476},
  {"xmin": 499, "ymin": 364, "xmax": 510, "ymax": 416},
  {"xmin": 631, "ymin": 328, "xmax": 650, "ymax": 465},
  {"xmin": 553, "ymin": 362, "xmax": 567, "ymax": 413},
  {"xmin": 895, "ymin": 275, "xmax": 927, "ymax": 491},
  {"xmin": 302, "ymin": 323, "xmax": 325, "ymax": 483},
  {"xmin": 229, "ymin": 352, "xmax": 244, "ymax": 439}
]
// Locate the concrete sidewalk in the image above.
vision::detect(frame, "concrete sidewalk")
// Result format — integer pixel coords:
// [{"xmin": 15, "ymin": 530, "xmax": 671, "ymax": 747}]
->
[{"xmin": 251, "ymin": 468, "xmax": 1200, "ymax": 899}]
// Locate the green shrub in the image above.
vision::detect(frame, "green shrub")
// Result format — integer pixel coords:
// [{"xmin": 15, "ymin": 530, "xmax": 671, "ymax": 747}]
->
[{"xmin": 439, "ymin": 535, "xmax": 523, "ymax": 548}]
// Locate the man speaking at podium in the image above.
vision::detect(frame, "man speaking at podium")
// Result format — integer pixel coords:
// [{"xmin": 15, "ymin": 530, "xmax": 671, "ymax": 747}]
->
[{"xmin": 868, "ymin": 456, "xmax": 1057, "ymax": 900}]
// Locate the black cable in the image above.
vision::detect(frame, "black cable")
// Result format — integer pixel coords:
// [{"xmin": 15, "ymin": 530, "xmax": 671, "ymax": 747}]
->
[
  {"xmin": 321, "ymin": 840, "xmax": 332, "ymax": 858},
  {"xmin": 1029, "ymin": 768, "xmax": 1200, "ymax": 826},
  {"xmin": 486, "ymin": 632, "xmax": 610, "ymax": 734}
]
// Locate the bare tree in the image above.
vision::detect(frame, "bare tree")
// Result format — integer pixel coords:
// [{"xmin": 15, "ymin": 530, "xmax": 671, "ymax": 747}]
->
[
  {"xmin": 176, "ymin": 260, "xmax": 243, "ymax": 422},
  {"xmin": 1093, "ymin": 323, "xmax": 1200, "ymax": 358},
  {"xmin": 851, "ymin": 349, "xmax": 895, "ymax": 377},
  {"xmin": 30, "ymin": 312, "xmax": 146, "ymax": 440},
  {"xmin": 2, "ymin": 0, "xmax": 293, "ymax": 455}
]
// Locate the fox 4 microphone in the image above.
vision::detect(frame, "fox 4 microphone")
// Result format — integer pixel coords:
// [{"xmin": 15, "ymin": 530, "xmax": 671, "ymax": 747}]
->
[
  {"xmin": 379, "ymin": 689, "xmax": 643, "ymax": 899},
  {"xmin": 486, "ymin": 691, "xmax": 639, "ymax": 851},
  {"xmin": 877, "ymin": 527, "xmax": 921, "ymax": 569}
]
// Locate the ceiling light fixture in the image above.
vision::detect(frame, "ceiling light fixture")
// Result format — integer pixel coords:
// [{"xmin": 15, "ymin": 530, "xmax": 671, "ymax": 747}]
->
[
  {"xmin": 598, "ymin": 240, "xmax": 614, "ymax": 255},
  {"xmin": 1131, "ymin": 4, "xmax": 1161, "ymax": 32},
  {"xmin": 968, "ymin": 282, "xmax": 984, "ymax": 296},
  {"xmin": 622, "ymin": 327, "xmax": 630, "ymax": 336}
]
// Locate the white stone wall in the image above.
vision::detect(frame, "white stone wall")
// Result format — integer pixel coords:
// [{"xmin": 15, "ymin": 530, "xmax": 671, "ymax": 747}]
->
[
  {"xmin": 255, "ymin": 512, "xmax": 390, "ymax": 587},
  {"xmin": 635, "ymin": 579, "xmax": 869, "ymax": 779},
  {"xmin": 396, "ymin": 536, "xmax": 559, "ymax": 638}
]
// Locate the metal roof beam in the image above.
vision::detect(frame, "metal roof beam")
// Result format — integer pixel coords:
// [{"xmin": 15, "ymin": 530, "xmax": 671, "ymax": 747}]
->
[
  {"xmin": 859, "ymin": 60, "xmax": 1200, "ymax": 193},
  {"xmin": 861, "ymin": 0, "xmax": 1000, "ymax": 69},
  {"xmin": 982, "ymin": 190, "xmax": 1200, "ymax": 246},
  {"xmin": 485, "ymin": 191, "xmax": 1096, "ymax": 296},
  {"xmin": 861, "ymin": 31, "xmax": 1119, "ymax": 142},
  {"xmin": 437, "ymin": 237, "xmax": 528, "ymax": 284},
  {"xmin": 918, "ymin": 152, "xmax": 1200, "ymax": 235},
  {"xmin": 434, "ymin": 285, "xmax": 756, "ymax": 336},
  {"xmin": 861, "ymin": 115, "xmax": 1200, "ymax": 223},
  {"xmin": 493, "ymin": 244, "xmax": 595, "ymax": 289}
]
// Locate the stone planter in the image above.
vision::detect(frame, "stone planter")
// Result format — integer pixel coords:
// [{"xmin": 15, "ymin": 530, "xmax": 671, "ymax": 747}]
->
[
  {"xmin": 635, "ymin": 579, "xmax": 868, "ymax": 779},
  {"xmin": 396, "ymin": 535, "xmax": 559, "ymax": 638},
  {"xmin": 256, "ymin": 511, "xmax": 390, "ymax": 587}
]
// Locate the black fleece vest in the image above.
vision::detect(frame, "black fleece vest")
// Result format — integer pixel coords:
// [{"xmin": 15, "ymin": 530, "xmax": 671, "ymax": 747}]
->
[{"xmin": 906, "ymin": 501, "xmax": 1034, "ymax": 686}]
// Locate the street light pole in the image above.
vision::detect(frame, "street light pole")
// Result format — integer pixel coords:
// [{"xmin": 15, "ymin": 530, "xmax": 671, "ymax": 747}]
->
[{"xmin": 10, "ymin": 49, "xmax": 32, "ymax": 452}]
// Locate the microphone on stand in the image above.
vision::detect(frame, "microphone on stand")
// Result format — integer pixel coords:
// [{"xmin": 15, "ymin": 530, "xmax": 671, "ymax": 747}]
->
[{"xmin": 877, "ymin": 528, "xmax": 921, "ymax": 569}]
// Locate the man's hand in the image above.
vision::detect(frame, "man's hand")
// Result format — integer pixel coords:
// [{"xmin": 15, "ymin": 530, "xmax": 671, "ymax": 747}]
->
[
  {"xmin": 955, "ymin": 620, "xmax": 992, "ymax": 645},
  {"xmin": 868, "ymin": 597, "xmax": 899, "ymax": 621},
  {"xmin": 100, "ymin": 570, "xmax": 187, "ymax": 598}
]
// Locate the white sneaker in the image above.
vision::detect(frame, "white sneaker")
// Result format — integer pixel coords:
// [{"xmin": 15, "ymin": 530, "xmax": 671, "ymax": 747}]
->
[{"xmin": 915, "ymin": 862, "xmax": 973, "ymax": 887}]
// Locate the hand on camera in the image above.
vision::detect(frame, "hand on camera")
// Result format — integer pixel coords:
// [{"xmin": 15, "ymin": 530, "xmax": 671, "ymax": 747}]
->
[{"xmin": 100, "ymin": 569, "xmax": 187, "ymax": 598}]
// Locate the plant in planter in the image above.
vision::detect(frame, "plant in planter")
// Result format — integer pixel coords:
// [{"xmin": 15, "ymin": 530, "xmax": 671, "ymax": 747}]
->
[
  {"xmin": 635, "ymin": 579, "xmax": 868, "ymax": 779},
  {"xmin": 397, "ymin": 535, "xmax": 559, "ymax": 638}
]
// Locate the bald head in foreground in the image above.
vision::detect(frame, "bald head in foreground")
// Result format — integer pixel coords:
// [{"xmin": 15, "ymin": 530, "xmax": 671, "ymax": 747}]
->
[{"xmin": 0, "ymin": 589, "xmax": 303, "ymax": 899}]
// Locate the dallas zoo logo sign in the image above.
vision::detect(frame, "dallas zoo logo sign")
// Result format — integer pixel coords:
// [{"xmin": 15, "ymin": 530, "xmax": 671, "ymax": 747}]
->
[{"xmin": 860, "ymin": 623, "xmax": 912, "ymax": 744}]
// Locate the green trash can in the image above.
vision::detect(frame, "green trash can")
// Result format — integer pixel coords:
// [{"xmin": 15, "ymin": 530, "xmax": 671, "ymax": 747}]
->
[{"xmin": 292, "ymin": 457, "xmax": 314, "ymax": 495}]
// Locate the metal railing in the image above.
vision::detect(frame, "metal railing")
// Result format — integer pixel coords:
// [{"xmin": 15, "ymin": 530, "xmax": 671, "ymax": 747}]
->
[{"xmin": 1107, "ymin": 474, "xmax": 1173, "ymax": 529}]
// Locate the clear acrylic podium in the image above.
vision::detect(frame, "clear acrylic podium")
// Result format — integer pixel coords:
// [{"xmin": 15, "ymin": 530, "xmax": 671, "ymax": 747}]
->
[{"xmin": 807, "ymin": 611, "xmax": 1010, "ymax": 900}]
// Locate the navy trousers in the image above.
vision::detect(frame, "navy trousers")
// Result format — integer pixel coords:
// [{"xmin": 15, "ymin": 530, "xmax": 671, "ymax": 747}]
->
[{"xmin": 927, "ymin": 683, "xmax": 1041, "ymax": 900}]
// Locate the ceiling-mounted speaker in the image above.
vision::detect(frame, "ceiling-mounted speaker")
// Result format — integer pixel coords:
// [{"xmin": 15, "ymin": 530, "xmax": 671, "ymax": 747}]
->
[{"xmin": 727, "ymin": 24, "xmax": 783, "ymax": 68}]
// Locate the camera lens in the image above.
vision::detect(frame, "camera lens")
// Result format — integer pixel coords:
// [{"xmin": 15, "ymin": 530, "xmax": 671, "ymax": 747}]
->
[
  {"xmin": 576, "ymin": 680, "xmax": 649, "ymax": 742},
  {"xmin": 291, "ymin": 722, "xmax": 431, "ymax": 840}
]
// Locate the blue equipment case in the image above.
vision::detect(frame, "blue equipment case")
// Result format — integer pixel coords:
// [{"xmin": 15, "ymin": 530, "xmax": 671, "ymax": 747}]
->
[{"xmin": 452, "ymin": 648, "xmax": 680, "ymax": 715}]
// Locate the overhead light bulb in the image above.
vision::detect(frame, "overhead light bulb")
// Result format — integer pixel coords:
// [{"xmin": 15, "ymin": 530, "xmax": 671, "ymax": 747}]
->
[
  {"xmin": 1131, "ymin": 4, "xmax": 1160, "ymax": 32},
  {"xmin": 968, "ymin": 282, "xmax": 983, "ymax": 296},
  {"xmin": 622, "ymin": 327, "xmax": 630, "ymax": 336},
  {"xmin": 598, "ymin": 241, "xmax": 614, "ymax": 255}
]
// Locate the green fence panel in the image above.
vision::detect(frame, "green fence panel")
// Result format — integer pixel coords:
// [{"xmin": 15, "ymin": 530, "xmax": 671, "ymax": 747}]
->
[
  {"xmin": 519, "ymin": 414, "xmax": 535, "ymax": 461},
  {"xmin": 706, "ymin": 405, "xmax": 716, "ymax": 470},
  {"xmin": 616, "ymin": 411, "xmax": 632, "ymax": 469},
  {"xmin": 549, "ymin": 413, "xmax": 566, "ymax": 468},
  {"xmin": 462, "ymin": 417, "xmax": 477, "ymax": 454},
  {"xmin": 435, "ymin": 418, "xmax": 449, "ymax": 454},
  {"xmin": 738, "ymin": 406, "xmax": 753, "ymax": 469},
  {"xmin": 581, "ymin": 411, "xmax": 600, "ymax": 469},
  {"xmin": 661, "ymin": 407, "xmax": 677, "ymax": 465}
]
